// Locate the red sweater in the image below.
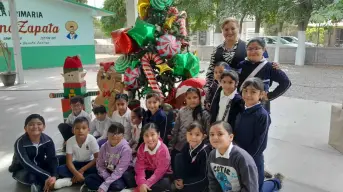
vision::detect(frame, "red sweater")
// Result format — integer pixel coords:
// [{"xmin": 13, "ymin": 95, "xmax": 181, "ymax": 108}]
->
[{"xmin": 134, "ymin": 140, "xmax": 172, "ymax": 190}]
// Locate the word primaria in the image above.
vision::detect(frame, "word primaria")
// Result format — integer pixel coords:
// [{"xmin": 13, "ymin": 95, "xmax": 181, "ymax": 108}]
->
[{"xmin": 0, "ymin": 21, "xmax": 59, "ymax": 35}]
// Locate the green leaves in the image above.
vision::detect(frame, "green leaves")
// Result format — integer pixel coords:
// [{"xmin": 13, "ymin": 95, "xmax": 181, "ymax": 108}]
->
[{"xmin": 101, "ymin": 0, "xmax": 126, "ymax": 36}]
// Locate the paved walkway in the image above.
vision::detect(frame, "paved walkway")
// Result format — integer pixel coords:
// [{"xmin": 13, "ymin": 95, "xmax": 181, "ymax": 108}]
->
[{"xmin": 0, "ymin": 61, "xmax": 342, "ymax": 191}]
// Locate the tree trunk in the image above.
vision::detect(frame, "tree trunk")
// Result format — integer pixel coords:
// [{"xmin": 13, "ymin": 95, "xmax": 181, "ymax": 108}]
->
[
  {"xmin": 254, "ymin": 15, "xmax": 261, "ymax": 33},
  {"xmin": 239, "ymin": 13, "xmax": 246, "ymax": 34}
]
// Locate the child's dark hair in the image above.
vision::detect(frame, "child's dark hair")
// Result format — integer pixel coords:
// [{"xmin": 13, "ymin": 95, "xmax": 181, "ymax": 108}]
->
[
  {"xmin": 146, "ymin": 91, "xmax": 162, "ymax": 102},
  {"xmin": 187, "ymin": 121, "xmax": 206, "ymax": 134},
  {"xmin": 25, "ymin": 114, "xmax": 45, "ymax": 126},
  {"xmin": 73, "ymin": 116, "xmax": 89, "ymax": 127},
  {"xmin": 185, "ymin": 88, "xmax": 204, "ymax": 123},
  {"xmin": 214, "ymin": 61, "xmax": 230, "ymax": 71},
  {"xmin": 247, "ymin": 37, "xmax": 266, "ymax": 49},
  {"xmin": 70, "ymin": 96, "xmax": 84, "ymax": 105},
  {"xmin": 242, "ymin": 77, "xmax": 264, "ymax": 92},
  {"xmin": 115, "ymin": 93, "xmax": 129, "ymax": 102},
  {"xmin": 132, "ymin": 107, "xmax": 145, "ymax": 119},
  {"xmin": 92, "ymin": 105, "xmax": 107, "ymax": 114},
  {"xmin": 141, "ymin": 123, "xmax": 160, "ymax": 135},
  {"xmin": 107, "ymin": 122, "xmax": 125, "ymax": 135},
  {"xmin": 220, "ymin": 70, "xmax": 239, "ymax": 84},
  {"xmin": 210, "ymin": 121, "xmax": 233, "ymax": 135}
]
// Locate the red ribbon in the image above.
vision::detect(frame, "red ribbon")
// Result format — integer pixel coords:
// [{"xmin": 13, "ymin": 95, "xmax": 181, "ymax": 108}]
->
[{"xmin": 102, "ymin": 91, "xmax": 111, "ymax": 97}]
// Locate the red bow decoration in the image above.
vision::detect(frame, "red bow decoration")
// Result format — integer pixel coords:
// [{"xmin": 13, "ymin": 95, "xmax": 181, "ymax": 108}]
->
[
  {"xmin": 100, "ymin": 62, "xmax": 114, "ymax": 72},
  {"xmin": 102, "ymin": 90, "xmax": 112, "ymax": 97}
]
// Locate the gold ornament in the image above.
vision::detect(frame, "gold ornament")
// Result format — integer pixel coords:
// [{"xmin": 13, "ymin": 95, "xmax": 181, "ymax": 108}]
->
[
  {"xmin": 164, "ymin": 16, "xmax": 177, "ymax": 29},
  {"xmin": 137, "ymin": 0, "xmax": 150, "ymax": 20},
  {"xmin": 156, "ymin": 63, "xmax": 173, "ymax": 75}
]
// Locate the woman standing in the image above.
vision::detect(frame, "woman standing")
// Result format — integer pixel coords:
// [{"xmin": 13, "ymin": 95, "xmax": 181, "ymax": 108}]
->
[{"xmin": 204, "ymin": 17, "xmax": 246, "ymax": 90}]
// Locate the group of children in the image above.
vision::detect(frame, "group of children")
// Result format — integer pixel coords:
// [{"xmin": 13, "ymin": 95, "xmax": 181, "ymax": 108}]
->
[{"xmin": 9, "ymin": 37, "xmax": 291, "ymax": 192}]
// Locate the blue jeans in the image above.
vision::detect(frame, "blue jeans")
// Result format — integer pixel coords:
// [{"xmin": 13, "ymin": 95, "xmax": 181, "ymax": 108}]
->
[
  {"xmin": 254, "ymin": 154, "xmax": 265, "ymax": 192},
  {"xmin": 12, "ymin": 169, "xmax": 45, "ymax": 187},
  {"xmin": 57, "ymin": 161, "xmax": 97, "ymax": 178},
  {"xmin": 263, "ymin": 179, "xmax": 282, "ymax": 192}
]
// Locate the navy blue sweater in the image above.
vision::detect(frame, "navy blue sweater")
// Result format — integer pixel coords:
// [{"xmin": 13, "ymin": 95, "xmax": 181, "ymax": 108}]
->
[
  {"xmin": 237, "ymin": 60, "xmax": 291, "ymax": 101},
  {"xmin": 234, "ymin": 104, "xmax": 270, "ymax": 158},
  {"xmin": 175, "ymin": 141, "xmax": 212, "ymax": 188},
  {"xmin": 9, "ymin": 133, "xmax": 58, "ymax": 181},
  {"xmin": 209, "ymin": 87, "xmax": 245, "ymax": 130},
  {"xmin": 143, "ymin": 108, "xmax": 172, "ymax": 145}
]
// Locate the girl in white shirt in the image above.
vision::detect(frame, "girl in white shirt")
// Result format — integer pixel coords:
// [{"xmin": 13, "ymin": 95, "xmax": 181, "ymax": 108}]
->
[
  {"xmin": 129, "ymin": 107, "xmax": 145, "ymax": 154},
  {"xmin": 111, "ymin": 93, "xmax": 132, "ymax": 141}
]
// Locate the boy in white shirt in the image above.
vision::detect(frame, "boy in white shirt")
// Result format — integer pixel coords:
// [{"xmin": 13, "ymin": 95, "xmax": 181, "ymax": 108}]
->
[
  {"xmin": 58, "ymin": 96, "xmax": 91, "ymax": 142},
  {"xmin": 90, "ymin": 105, "xmax": 112, "ymax": 140},
  {"xmin": 55, "ymin": 117, "xmax": 99, "ymax": 189}
]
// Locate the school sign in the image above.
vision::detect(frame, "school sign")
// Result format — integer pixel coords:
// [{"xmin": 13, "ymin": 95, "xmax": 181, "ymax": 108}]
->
[{"xmin": 0, "ymin": 0, "xmax": 113, "ymax": 71}]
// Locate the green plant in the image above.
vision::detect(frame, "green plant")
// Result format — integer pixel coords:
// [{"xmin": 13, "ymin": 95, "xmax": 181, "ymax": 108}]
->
[{"xmin": 0, "ymin": 40, "xmax": 12, "ymax": 73}]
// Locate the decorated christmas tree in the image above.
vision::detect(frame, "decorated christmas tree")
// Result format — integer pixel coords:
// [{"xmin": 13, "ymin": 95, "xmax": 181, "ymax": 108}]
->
[{"xmin": 111, "ymin": 0, "xmax": 200, "ymax": 102}]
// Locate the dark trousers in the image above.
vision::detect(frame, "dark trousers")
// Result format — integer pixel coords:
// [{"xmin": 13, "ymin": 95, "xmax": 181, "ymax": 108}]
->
[
  {"xmin": 254, "ymin": 154, "xmax": 265, "ymax": 192},
  {"xmin": 58, "ymin": 123, "xmax": 73, "ymax": 141},
  {"xmin": 263, "ymin": 178, "xmax": 282, "ymax": 192},
  {"xmin": 174, "ymin": 154, "xmax": 208, "ymax": 192},
  {"xmin": 85, "ymin": 167, "xmax": 136, "ymax": 190},
  {"xmin": 12, "ymin": 169, "xmax": 46, "ymax": 188},
  {"xmin": 57, "ymin": 161, "xmax": 97, "ymax": 178},
  {"xmin": 145, "ymin": 170, "xmax": 171, "ymax": 192}
]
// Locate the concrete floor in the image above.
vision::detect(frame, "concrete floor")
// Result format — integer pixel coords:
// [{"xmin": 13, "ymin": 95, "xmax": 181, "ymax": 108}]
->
[{"xmin": 0, "ymin": 62, "xmax": 342, "ymax": 192}]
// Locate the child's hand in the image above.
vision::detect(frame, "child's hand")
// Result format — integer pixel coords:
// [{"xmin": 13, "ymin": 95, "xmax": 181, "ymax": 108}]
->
[
  {"xmin": 72, "ymin": 172, "xmax": 84, "ymax": 183},
  {"xmin": 272, "ymin": 62, "xmax": 280, "ymax": 70},
  {"xmin": 43, "ymin": 177, "xmax": 56, "ymax": 192},
  {"xmin": 139, "ymin": 184, "xmax": 151, "ymax": 192},
  {"xmin": 174, "ymin": 179, "xmax": 184, "ymax": 189}
]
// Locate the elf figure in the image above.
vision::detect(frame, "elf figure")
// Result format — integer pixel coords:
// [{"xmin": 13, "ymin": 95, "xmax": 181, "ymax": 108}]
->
[{"xmin": 49, "ymin": 56, "xmax": 98, "ymax": 121}]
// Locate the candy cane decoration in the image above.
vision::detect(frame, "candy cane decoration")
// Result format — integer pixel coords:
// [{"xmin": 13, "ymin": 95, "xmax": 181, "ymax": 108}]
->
[
  {"xmin": 141, "ymin": 53, "xmax": 164, "ymax": 98},
  {"xmin": 177, "ymin": 11, "xmax": 187, "ymax": 36}
]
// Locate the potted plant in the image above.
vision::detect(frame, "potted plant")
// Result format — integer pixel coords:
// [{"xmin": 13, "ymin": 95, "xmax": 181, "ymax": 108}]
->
[{"xmin": 0, "ymin": 40, "xmax": 16, "ymax": 86}]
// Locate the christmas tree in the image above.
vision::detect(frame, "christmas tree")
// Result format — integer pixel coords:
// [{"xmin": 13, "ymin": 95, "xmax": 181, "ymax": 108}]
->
[{"xmin": 111, "ymin": 0, "xmax": 200, "ymax": 102}]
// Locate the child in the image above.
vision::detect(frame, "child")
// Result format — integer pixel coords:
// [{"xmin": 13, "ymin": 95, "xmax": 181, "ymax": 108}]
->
[
  {"xmin": 56, "ymin": 117, "xmax": 99, "ymax": 188},
  {"xmin": 111, "ymin": 93, "xmax": 132, "ymax": 142},
  {"xmin": 144, "ymin": 92, "xmax": 173, "ymax": 145},
  {"xmin": 209, "ymin": 70, "xmax": 244, "ymax": 130},
  {"xmin": 234, "ymin": 77, "xmax": 277, "ymax": 191},
  {"xmin": 129, "ymin": 107, "xmax": 145, "ymax": 153},
  {"xmin": 169, "ymin": 88, "xmax": 210, "ymax": 164},
  {"xmin": 9, "ymin": 114, "xmax": 58, "ymax": 192},
  {"xmin": 90, "ymin": 105, "xmax": 112, "ymax": 140},
  {"xmin": 208, "ymin": 121, "xmax": 283, "ymax": 192},
  {"xmin": 58, "ymin": 96, "xmax": 91, "ymax": 142},
  {"xmin": 135, "ymin": 123, "xmax": 172, "ymax": 192},
  {"xmin": 205, "ymin": 61, "xmax": 230, "ymax": 110},
  {"xmin": 238, "ymin": 37, "xmax": 291, "ymax": 113},
  {"xmin": 173, "ymin": 121, "xmax": 212, "ymax": 192},
  {"xmin": 82, "ymin": 122, "xmax": 136, "ymax": 192}
]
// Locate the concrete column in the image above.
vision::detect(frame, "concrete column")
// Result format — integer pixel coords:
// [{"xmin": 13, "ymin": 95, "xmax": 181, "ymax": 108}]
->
[
  {"xmin": 126, "ymin": 0, "xmax": 138, "ymax": 28},
  {"xmin": 9, "ymin": 0, "xmax": 24, "ymax": 84}
]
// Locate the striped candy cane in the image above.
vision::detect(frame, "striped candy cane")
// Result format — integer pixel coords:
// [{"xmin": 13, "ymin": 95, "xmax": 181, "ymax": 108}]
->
[{"xmin": 141, "ymin": 53, "xmax": 164, "ymax": 98}]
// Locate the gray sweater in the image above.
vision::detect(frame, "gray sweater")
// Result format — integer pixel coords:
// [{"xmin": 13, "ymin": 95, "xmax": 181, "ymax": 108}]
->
[
  {"xmin": 169, "ymin": 107, "xmax": 211, "ymax": 151},
  {"xmin": 208, "ymin": 145, "xmax": 258, "ymax": 192}
]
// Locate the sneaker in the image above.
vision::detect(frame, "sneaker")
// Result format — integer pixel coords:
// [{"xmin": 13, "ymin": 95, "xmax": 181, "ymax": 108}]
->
[
  {"xmin": 274, "ymin": 173, "xmax": 285, "ymax": 188},
  {"xmin": 264, "ymin": 170, "xmax": 273, "ymax": 179},
  {"xmin": 30, "ymin": 184, "xmax": 41, "ymax": 192},
  {"xmin": 54, "ymin": 178, "xmax": 72, "ymax": 189}
]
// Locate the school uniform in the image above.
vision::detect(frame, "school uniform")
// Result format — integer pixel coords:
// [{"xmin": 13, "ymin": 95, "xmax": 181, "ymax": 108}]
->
[
  {"xmin": 237, "ymin": 58, "xmax": 291, "ymax": 113},
  {"xmin": 58, "ymin": 110, "xmax": 91, "ymax": 141},
  {"xmin": 204, "ymin": 80, "xmax": 219, "ymax": 107},
  {"xmin": 129, "ymin": 122, "xmax": 142, "ymax": 152},
  {"xmin": 112, "ymin": 109, "xmax": 132, "ymax": 141},
  {"xmin": 209, "ymin": 87, "xmax": 244, "ymax": 130},
  {"xmin": 174, "ymin": 141, "xmax": 211, "ymax": 192},
  {"xmin": 57, "ymin": 134, "xmax": 99, "ymax": 178},
  {"xmin": 89, "ymin": 116, "xmax": 112, "ymax": 140},
  {"xmin": 144, "ymin": 109, "xmax": 172, "ymax": 145},
  {"xmin": 9, "ymin": 133, "xmax": 58, "ymax": 188},
  {"xmin": 135, "ymin": 139, "xmax": 172, "ymax": 192},
  {"xmin": 234, "ymin": 103, "xmax": 271, "ymax": 191},
  {"xmin": 85, "ymin": 139, "xmax": 135, "ymax": 191}
]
